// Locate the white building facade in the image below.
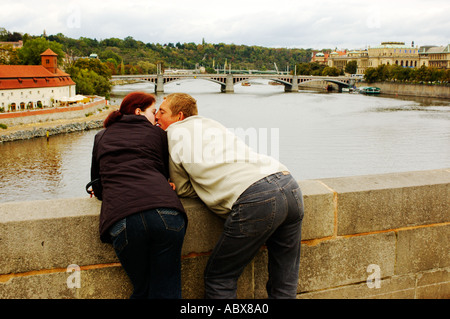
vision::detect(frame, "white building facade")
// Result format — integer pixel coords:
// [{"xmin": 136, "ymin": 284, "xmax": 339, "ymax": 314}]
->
[{"xmin": 0, "ymin": 49, "xmax": 76, "ymax": 112}]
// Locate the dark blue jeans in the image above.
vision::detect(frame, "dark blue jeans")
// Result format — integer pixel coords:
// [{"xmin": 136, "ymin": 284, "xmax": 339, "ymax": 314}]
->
[
  {"xmin": 204, "ymin": 172, "xmax": 304, "ymax": 299},
  {"xmin": 109, "ymin": 208, "xmax": 186, "ymax": 299}
]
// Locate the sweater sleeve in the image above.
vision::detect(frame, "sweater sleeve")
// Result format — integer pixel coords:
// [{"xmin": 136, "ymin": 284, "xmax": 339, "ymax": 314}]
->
[{"xmin": 169, "ymin": 155, "xmax": 198, "ymax": 198}]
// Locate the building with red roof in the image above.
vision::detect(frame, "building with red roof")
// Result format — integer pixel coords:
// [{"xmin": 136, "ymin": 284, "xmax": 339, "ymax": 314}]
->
[{"xmin": 0, "ymin": 49, "xmax": 76, "ymax": 111}]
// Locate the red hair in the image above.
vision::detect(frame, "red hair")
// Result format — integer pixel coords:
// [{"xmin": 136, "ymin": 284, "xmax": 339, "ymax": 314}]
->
[{"xmin": 104, "ymin": 92, "xmax": 156, "ymax": 127}]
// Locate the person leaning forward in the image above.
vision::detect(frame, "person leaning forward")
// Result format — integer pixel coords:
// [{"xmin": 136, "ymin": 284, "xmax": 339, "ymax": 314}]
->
[
  {"xmin": 91, "ymin": 92, "xmax": 187, "ymax": 299},
  {"xmin": 155, "ymin": 93, "xmax": 304, "ymax": 299}
]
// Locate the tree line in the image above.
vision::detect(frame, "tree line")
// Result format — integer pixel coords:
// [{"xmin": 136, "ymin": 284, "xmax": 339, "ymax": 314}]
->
[
  {"xmin": 364, "ymin": 64, "xmax": 450, "ymax": 84},
  {"xmin": 44, "ymin": 33, "xmax": 312, "ymax": 75}
]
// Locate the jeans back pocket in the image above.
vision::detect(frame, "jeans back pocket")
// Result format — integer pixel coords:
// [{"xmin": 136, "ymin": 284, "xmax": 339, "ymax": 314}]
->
[
  {"xmin": 109, "ymin": 218, "xmax": 128, "ymax": 254},
  {"xmin": 237, "ymin": 197, "xmax": 276, "ymax": 237},
  {"xmin": 157, "ymin": 208, "xmax": 185, "ymax": 232}
]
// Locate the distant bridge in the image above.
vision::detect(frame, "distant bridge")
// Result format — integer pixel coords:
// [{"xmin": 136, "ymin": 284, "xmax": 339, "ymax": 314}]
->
[{"xmin": 111, "ymin": 74, "xmax": 356, "ymax": 93}]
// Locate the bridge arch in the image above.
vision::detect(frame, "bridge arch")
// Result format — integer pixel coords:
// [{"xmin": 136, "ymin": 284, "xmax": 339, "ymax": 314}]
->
[
  {"xmin": 157, "ymin": 76, "xmax": 229, "ymax": 92},
  {"xmin": 298, "ymin": 78, "xmax": 352, "ymax": 91}
]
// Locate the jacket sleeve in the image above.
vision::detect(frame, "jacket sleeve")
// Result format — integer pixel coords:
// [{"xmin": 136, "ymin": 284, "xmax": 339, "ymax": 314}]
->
[
  {"xmin": 156, "ymin": 129, "xmax": 170, "ymax": 179},
  {"xmin": 89, "ymin": 131, "xmax": 105, "ymax": 200}
]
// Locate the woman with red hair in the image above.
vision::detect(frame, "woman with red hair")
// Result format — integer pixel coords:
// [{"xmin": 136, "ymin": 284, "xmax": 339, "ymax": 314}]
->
[{"xmin": 90, "ymin": 92, "xmax": 187, "ymax": 299}]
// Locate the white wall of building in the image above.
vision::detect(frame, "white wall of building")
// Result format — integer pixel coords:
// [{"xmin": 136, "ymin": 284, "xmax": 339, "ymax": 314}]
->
[{"xmin": 0, "ymin": 85, "xmax": 76, "ymax": 111}]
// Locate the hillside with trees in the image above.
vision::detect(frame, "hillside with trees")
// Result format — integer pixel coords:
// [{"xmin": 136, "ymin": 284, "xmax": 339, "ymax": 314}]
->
[
  {"xmin": 2, "ymin": 28, "xmax": 448, "ymax": 97},
  {"xmin": 2, "ymin": 30, "xmax": 312, "ymax": 73},
  {"xmin": 1, "ymin": 28, "xmax": 313, "ymax": 97},
  {"xmin": 45, "ymin": 34, "xmax": 312, "ymax": 75}
]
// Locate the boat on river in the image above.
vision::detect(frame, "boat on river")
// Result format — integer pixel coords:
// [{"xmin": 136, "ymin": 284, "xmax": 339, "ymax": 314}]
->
[
  {"xmin": 357, "ymin": 86, "xmax": 381, "ymax": 94},
  {"xmin": 342, "ymin": 87, "xmax": 357, "ymax": 93}
]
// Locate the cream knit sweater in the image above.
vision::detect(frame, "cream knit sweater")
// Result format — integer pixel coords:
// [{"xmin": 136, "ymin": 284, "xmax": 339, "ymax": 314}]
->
[{"xmin": 166, "ymin": 115, "xmax": 288, "ymax": 216}]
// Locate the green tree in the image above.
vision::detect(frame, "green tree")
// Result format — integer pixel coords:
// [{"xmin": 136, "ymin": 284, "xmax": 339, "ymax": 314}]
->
[
  {"xmin": 72, "ymin": 58, "xmax": 111, "ymax": 78},
  {"xmin": 99, "ymin": 49, "xmax": 122, "ymax": 66},
  {"xmin": 0, "ymin": 44, "xmax": 20, "ymax": 64},
  {"xmin": 364, "ymin": 67, "xmax": 378, "ymax": 83},
  {"xmin": 444, "ymin": 69, "xmax": 450, "ymax": 82},
  {"xmin": 17, "ymin": 37, "xmax": 65, "ymax": 65},
  {"xmin": 137, "ymin": 60, "xmax": 156, "ymax": 74},
  {"xmin": 345, "ymin": 60, "xmax": 358, "ymax": 74},
  {"xmin": 322, "ymin": 66, "xmax": 340, "ymax": 76},
  {"xmin": 66, "ymin": 58, "xmax": 112, "ymax": 98}
]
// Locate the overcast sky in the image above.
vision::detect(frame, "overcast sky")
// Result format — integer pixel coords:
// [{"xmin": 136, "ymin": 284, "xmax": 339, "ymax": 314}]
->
[{"xmin": 2, "ymin": 0, "xmax": 449, "ymax": 50}]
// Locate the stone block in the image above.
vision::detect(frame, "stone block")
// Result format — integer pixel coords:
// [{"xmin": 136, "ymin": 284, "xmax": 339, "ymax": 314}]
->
[
  {"xmin": 318, "ymin": 169, "xmax": 450, "ymax": 235},
  {"xmin": 297, "ymin": 180, "xmax": 335, "ymax": 240},
  {"xmin": 0, "ymin": 265, "xmax": 132, "ymax": 299},
  {"xmin": 299, "ymin": 232, "xmax": 396, "ymax": 292},
  {"xmin": 181, "ymin": 255, "xmax": 208, "ymax": 299},
  {"xmin": 181, "ymin": 253, "xmax": 256, "ymax": 299},
  {"xmin": 0, "ymin": 271, "xmax": 77, "ymax": 299},
  {"xmin": 396, "ymin": 224, "xmax": 450, "ymax": 275},
  {"xmin": 298, "ymin": 274, "xmax": 416, "ymax": 299},
  {"xmin": 415, "ymin": 268, "xmax": 450, "ymax": 299},
  {"xmin": 253, "ymin": 249, "xmax": 269, "ymax": 299},
  {"xmin": 0, "ymin": 197, "xmax": 117, "ymax": 274},
  {"xmin": 179, "ymin": 198, "xmax": 224, "ymax": 255}
]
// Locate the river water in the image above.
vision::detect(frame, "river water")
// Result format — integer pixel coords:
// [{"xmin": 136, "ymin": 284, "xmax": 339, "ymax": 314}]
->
[{"xmin": 1, "ymin": 80, "xmax": 449, "ymax": 203}]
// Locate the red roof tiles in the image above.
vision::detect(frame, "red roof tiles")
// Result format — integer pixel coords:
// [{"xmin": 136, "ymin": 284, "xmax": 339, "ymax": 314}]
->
[
  {"xmin": 40, "ymin": 48, "xmax": 58, "ymax": 56},
  {"xmin": 0, "ymin": 65, "xmax": 75, "ymax": 90}
]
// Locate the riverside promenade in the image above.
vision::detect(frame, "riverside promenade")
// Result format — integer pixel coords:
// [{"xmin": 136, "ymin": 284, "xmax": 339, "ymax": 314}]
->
[{"xmin": 0, "ymin": 98, "xmax": 117, "ymax": 143}]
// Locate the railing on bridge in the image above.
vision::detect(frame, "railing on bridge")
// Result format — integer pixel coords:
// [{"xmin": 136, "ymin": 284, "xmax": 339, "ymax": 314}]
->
[{"xmin": 111, "ymin": 74, "xmax": 355, "ymax": 93}]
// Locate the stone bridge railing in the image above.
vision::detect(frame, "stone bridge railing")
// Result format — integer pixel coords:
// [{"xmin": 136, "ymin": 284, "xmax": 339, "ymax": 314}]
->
[{"xmin": 0, "ymin": 169, "xmax": 449, "ymax": 299}]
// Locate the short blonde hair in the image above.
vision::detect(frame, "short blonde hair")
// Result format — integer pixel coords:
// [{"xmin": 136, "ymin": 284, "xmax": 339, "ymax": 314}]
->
[{"xmin": 164, "ymin": 93, "xmax": 198, "ymax": 118}]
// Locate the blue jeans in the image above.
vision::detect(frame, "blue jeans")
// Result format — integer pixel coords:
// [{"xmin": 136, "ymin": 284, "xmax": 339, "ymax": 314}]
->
[
  {"xmin": 109, "ymin": 208, "xmax": 186, "ymax": 299},
  {"xmin": 204, "ymin": 172, "xmax": 304, "ymax": 299}
]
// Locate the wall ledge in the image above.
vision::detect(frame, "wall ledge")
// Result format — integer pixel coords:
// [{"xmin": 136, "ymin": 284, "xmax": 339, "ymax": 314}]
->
[{"xmin": 1, "ymin": 168, "xmax": 449, "ymax": 299}]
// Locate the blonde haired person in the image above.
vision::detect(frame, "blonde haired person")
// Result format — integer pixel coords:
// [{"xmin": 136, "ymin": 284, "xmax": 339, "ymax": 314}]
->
[{"xmin": 156, "ymin": 93, "xmax": 304, "ymax": 299}]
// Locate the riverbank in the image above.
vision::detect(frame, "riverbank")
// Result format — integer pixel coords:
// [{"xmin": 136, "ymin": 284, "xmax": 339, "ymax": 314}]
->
[
  {"xmin": 358, "ymin": 82, "xmax": 450, "ymax": 99},
  {"xmin": 0, "ymin": 105, "xmax": 118, "ymax": 143},
  {"xmin": 299, "ymin": 79, "xmax": 450, "ymax": 99}
]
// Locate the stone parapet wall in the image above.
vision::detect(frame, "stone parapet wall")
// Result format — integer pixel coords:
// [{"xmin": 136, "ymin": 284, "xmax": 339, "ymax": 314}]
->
[
  {"xmin": 360, "ymin": 82, "xmax": 450, "ymax": 98},
  {"xmin": 0, "ymin": 169, "xmax": 449, "ymax": 299}
]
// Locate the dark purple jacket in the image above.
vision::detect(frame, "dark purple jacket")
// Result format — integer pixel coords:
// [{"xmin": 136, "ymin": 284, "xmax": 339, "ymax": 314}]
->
[{"xmin": 91, "ymin": 114, "xmax": 186, "ymax": 243}]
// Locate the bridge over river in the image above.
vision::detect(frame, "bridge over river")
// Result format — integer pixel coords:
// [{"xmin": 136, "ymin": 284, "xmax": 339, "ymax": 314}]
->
[{"xmin": 111, "ymin": 74, "xmax": 356, "ymax": 93}]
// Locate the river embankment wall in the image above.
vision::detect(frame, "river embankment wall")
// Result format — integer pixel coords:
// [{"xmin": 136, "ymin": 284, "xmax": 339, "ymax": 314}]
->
[
  {"xmin": 0, "ymin": 119, "xmax": 104, "ymax": 143},
  {"xmin": 0, "ymin": 168, "xmax": 448, "ymax": 299},
  {"xmin": 360, "ymin": 82, "xmax": 450, "ymax": 99},
  {"xmin": 0, "ymin": 97, "xmax": 107, "ymax": 128},
  {"xmin": 0, "ymin": 98, "xmax": 112, "ymax": 143},
  {"xmin": 299, "ymin": 79, "xmax": 450, "ymax": 99}
]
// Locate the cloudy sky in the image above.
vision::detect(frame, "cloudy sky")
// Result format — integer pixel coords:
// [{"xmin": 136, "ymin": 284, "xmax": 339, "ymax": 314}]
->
[{"xmin": 2, "ymin": 0, "xmax": 449, "ymax": 50}]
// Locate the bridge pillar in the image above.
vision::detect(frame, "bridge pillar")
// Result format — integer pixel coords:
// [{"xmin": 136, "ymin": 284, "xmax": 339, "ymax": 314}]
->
[
  {"xmin": 155, "ymin": 75, "xmax": 164, "ymax": 93},
  {"xmin": 221, "ymin": 74, "xmax": 234, "ymax": 93},
  {"xmin": 284, "ymin": 75, "xmax": 299, "ymax": 92}
]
